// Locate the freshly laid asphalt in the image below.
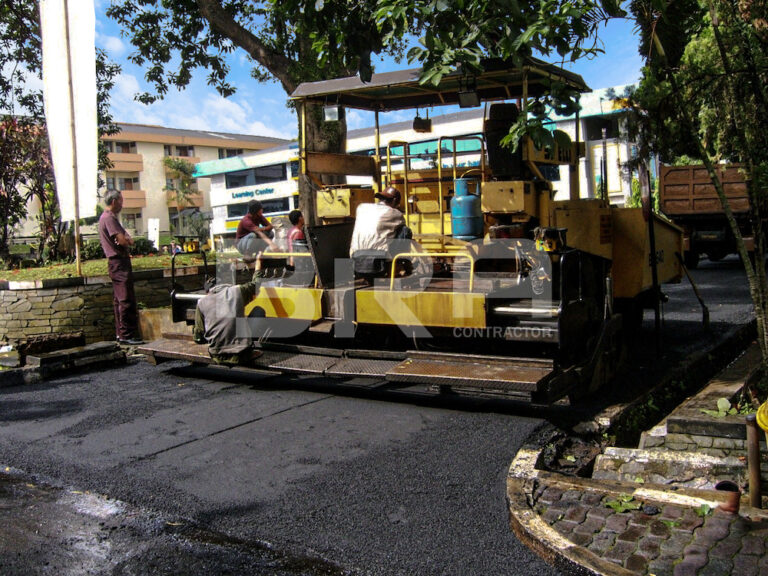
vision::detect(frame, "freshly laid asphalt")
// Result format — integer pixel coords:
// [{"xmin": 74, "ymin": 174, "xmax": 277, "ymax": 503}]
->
[
  {"xmin": 0, "ymin": 360, "xmax": 560, "ymax": 575},
  {"xmin": 0, "ymin": 256, "xmax": 758, "ymax": 575}
]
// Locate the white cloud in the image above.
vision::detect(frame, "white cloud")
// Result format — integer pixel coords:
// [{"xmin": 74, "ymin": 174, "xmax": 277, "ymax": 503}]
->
[
  {"xmin": 97, "ymin": 35, "xmax": 126, "ymax": 58},
  {"xmin": 107, "ymin": 73, "xmax": 297, "ymax": 139}
]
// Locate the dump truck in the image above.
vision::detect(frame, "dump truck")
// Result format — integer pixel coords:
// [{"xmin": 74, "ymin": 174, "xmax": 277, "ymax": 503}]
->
[
  {"xmin": 659, "ymin": 164, "xmax": 752, "ymax": 268},
  {"xmin": 140, "ymin": 58, "xmax": 683, "ymax": 404}
]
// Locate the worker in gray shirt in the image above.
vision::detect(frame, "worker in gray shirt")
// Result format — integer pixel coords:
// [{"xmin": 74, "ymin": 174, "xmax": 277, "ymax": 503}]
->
[{"xmin": 193, "ymin": 254, "xmax": 266, "ymax": 366}]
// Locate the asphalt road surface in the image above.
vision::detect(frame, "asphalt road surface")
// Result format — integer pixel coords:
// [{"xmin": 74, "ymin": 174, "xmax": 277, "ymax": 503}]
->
[{"xmin": 0, "ymin": 256, "xmax": 756, "ymax": 576}]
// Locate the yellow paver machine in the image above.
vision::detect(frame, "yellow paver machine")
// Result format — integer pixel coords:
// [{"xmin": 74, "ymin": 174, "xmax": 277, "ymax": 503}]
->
[{"xmin": 142, "ymin": 58, "xmax": 682, "ymax": 404}]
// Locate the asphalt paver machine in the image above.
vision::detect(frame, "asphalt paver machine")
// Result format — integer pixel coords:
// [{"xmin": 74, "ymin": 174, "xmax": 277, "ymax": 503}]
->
[{"xmin": 142, "ymin": 58, "xmax": 682, "ymax": 404}]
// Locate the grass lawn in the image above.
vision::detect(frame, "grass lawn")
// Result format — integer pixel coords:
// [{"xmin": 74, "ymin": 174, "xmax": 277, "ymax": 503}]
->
[{"xmin": 0, "ymin": 253, "xmax": 213, "ymax": 282}]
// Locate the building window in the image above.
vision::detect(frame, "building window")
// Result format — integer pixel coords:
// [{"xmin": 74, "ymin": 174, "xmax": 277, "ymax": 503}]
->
[
  {"xmin": 218, "ymin": 148, "xmax": 243, "ymax": 159},
  {"xmin": 585, "ymin": 117, "xmax": 619, "ymax": 141},
  {"xmin": 118, "ymin": 176, "xmax": 140, "ymax": 190},
  {"xmin": 104, "ymin": 141, "xmax": 115, "ymax": 153},
  {"xmin": 175, "ymin": 145, "xmax": 194, "ymax": 157},
  {"xmin": 115, "ymin": 141, "xmax": 136, "ymax": 154},
  {"xmin": 121, "ymin": 210, "xmax": 141, "ymax": 230},
  {"xmin": 225, "ymin": 170, "xmax": 249, "ymax": 189},
  {"xmin": 106, "ymin": 177, "xmax": 116, "ymax": 190},
  {"xmin": 226, "ymin": 203, "xmax": 249, "ymax": 219},
  {"xmin": 164, "ymin": 144, "xmax": 173, "ymax": 156},
  {"xmin": 224, "ymin": 163, "xmax": 287, "ymax": 189}
]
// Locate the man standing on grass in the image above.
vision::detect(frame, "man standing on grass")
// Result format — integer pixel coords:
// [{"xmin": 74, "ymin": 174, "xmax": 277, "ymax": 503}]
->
[{"xmin": 98, "ymin": 189, "xmax": 143, "ymax": 346}]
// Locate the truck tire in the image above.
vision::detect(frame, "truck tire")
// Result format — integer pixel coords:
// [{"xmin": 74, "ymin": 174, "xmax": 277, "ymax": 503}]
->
[{"xmin": 684, "ymin": 251, "xmax": 700, "ymax": 269}]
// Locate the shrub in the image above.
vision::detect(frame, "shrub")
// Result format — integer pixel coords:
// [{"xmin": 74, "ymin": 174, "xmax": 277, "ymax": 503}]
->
[
  {"xmin": 82, "ymin": 239, "xmax": 105, "ymax": 260},
  {"xmin": 132, "ymin": 237, "xmax": 156, "ymax": 255}
]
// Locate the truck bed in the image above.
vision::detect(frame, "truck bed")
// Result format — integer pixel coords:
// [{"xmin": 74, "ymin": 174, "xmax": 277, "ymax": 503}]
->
[{"xmin": 660, "ymin": 164, "xmax": 749, "ymax": 216}]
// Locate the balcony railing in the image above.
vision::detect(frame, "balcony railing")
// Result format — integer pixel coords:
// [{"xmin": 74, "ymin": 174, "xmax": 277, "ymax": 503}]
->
[
  {"xmin": 120, "ymin": 189, "xmax": 146, "ymax": 208},
  {"xmin": 108, "ymin": 152, "xmax": 143, "ymax": 172}
]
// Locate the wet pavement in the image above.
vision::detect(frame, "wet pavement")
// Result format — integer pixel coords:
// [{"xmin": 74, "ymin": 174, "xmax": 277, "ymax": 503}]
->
[{"xmin": 0, "ymin": 469, "xmax": 344, "ymax": 576}]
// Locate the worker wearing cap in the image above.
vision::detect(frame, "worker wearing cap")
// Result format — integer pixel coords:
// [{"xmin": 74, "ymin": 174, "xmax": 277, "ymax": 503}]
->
[
  {"xmin": 349, "ymin": 186, "xmax": 414, "ymax": 278},
  {"xmin": 350, "ymin": 186, "xmax": 412, "ymax": 256}
]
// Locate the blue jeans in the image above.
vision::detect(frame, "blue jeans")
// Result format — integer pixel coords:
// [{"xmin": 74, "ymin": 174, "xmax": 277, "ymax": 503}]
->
[{"xmin": 236, "ymin": 233, "xmax": 269, "ymax": 256}]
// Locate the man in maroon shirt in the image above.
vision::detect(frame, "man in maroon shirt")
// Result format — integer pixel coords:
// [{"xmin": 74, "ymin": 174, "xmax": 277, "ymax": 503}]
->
[
  {"xmin": 98, "ymin": 190, "xmax": 142, "ymax": 345},
  {"xmin": 235, "ymin": 199, "xmax": 274, "ymax": 257}
]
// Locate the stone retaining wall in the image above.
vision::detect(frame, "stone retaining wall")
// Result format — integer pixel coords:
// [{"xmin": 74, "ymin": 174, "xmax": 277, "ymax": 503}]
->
[{"xmin": 0, "ymin": 267, "xmax": 213, "ymax": 345}]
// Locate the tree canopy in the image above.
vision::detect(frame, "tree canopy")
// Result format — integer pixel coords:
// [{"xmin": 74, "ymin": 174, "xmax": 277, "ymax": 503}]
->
[
  {"xmin": 372, "ymin": 0, "xmax": 625, "ymax": 148},
  {"xmin": 107, "ymin": 0, "xmax": 407, "ymax": 99},
  {"xmin": 106, "ymin": 0, "xmax": 411, "ymax": 221}
]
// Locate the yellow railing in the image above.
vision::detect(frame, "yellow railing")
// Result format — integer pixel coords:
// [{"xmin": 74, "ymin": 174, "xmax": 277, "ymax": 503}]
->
[{"xmin": 389, "ymin": 252, "xmax": 475, "ymax": 291}]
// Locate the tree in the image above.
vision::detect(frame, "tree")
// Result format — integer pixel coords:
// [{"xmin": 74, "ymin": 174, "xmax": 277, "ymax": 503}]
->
[
  {"xmin": 163, "ymin": 156, "xmax": 198, "ymax": 209},
  {"xmin": 0, "ymin": 118, "xmax": 34, "ymax": 259},
  {"xmin": 0, "ymin": 0, "xmax": 44, "ymax": 118},
  {"xmin": 106, "ymin": 0, "xmax": 408, "ymax": 224},
  {"xmin": 629, "ymin": 0, "xmax": 768, "ymax": 382},
  {"xmin": 1, "ymin": 1, "xmax": 120, "ymax": 264}
]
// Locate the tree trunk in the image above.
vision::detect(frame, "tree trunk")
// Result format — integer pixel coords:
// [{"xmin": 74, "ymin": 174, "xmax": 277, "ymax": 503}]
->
[{"xmin": 298, "ymin": 102, "xmax": 347, "ymax": 226}]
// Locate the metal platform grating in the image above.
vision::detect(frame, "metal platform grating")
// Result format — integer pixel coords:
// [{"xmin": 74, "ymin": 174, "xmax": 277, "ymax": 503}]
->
[
  {"xmin": 138, "ymin": 338, "xmax": 213, "ymax": 365},
  {"xmin": 254, "ymin": 351, "xmax": 338, "ymax": 374},
  {"xmin": 386, "ymin": 357, "xmax": 554, "ymax": 392},
  {"xmin": 324, "ymin": 357, "xmax": 401, "ymax": 378}
]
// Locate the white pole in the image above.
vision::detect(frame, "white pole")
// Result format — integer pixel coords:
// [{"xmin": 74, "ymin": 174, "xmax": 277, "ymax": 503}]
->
[{"xmin": 62, "ymin": 0, "xmax": 82, "ymax": 277}]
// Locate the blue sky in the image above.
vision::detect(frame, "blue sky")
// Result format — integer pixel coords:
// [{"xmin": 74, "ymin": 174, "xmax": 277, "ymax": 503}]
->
[{"xmin": 94, "ymin": 3, "xmax": 644, "ymax": 140}]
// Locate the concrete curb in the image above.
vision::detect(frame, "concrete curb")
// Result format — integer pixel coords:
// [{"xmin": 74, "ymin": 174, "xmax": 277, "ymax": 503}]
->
[
  {"xmin": 507, "ymin": 426, "xmax": 635, "ymax": 576},
  {"xmin": 0, "ymin": 341, "xmax": 128, "ymax": 388}
]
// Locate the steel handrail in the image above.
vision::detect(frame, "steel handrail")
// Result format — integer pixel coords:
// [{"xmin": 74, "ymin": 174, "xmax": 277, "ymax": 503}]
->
[
  {"xmin": 386, "ymin": 140, "xmax": 411, "ymax": 220},
  {"xmin": 389, "ymin": 251, "xmax": 475, "ymax": 291}
]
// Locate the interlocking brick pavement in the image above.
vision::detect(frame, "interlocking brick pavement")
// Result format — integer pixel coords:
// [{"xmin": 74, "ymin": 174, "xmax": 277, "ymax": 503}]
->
[{"xmin": 531, "ymin": 485, "xmax": 768, "ymax": 575}]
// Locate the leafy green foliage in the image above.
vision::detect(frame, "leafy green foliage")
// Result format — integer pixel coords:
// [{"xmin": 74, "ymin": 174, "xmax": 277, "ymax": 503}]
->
[
  {"xmin": 82, "ymin": 239, "xmax": 105, "ymax": 261},
  {"xmin": 132, "ymin": 237, "xmax": 156, "ymax": 255},
  {"xmin": 373, "ymin": 1, "xmax": 624, "ymax": 151},
  {"xmin": 163, "ymin": 157, "xmax": 197, "ymax": 208},
  {"xmin": 186, "ymin": 212, "xmax": 211, "ymax": 243},
  {"xmin": 106, "ymin": 0, "xmax": 407, "ymax": 224},
  {"xmin": 700, "ymin": 397, "xmax": 754, "ymax": 418},
  {"xmin": 0, "ymin": 117, "xmax": 38, "ymax": 260},
  {"xmin": 0, "ymin": 0, "xmax": 43, "ymax": 118},
  {"xmin": 0, "ymin": 1, "xmax": 119, "ymax": 266},
  {"xmin": 629, "ymin": 0, "xmax": 768, "ymax": 373},
  {"xmin": 605, "ymin": 493, "xmax": 642, "ymax": 513},
  {"xmin": 626, "ymin": 177, "xmax": 659, "ymax": 212},
  {"xmin": 695, "ymin": 503, "xmax": 712, "ymax": 517},
  {"xmin": 106, "ymin": 1, "xmax": 403, "ymax": 98}
]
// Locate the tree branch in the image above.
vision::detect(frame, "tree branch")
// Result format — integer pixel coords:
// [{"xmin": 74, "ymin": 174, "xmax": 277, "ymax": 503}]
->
[{"xmin": 194, "ymin": 0, "xmax": 297, "ymax": 93}]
